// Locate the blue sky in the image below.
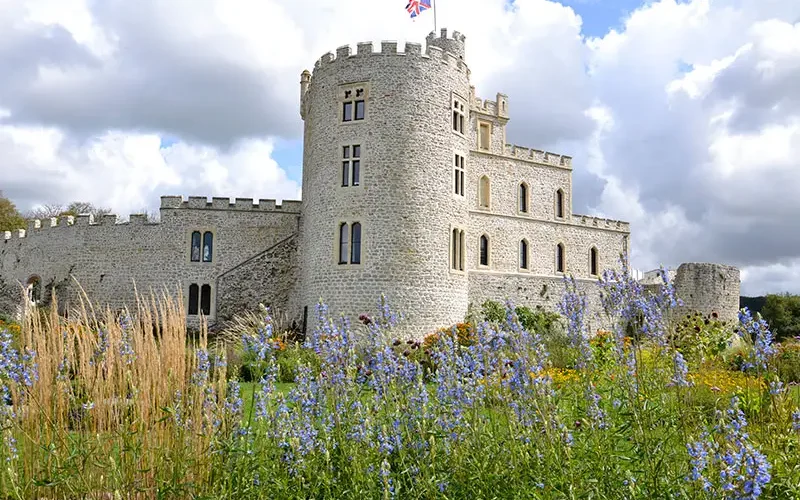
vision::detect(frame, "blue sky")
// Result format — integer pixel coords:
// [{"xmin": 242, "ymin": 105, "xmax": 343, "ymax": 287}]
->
[
  {"xmin": 158, "ymin": 0, "xmax": 657, "ymax": 187},
  {"xmin": 5, "ymin": 0, "xmax": 800, "ymax": 295}
]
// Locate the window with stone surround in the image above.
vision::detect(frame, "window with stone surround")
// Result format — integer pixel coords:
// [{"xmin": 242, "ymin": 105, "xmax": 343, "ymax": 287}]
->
[
  {"xmin": 340, "ymin": 84, "xmax": 368, "ymax": 122},
  {"xmin": 342, "ymin": 145, "xmax": 361, "ymax": 187},
  {"xmin": 454, "ymin": 153, "xmax": 465, "ymax": 196},
  {"xmin": 452, "ymin": 94, "xmax": 466, "ymax": 135},
  {"xmin": 589, "ymin": 247, "xmax": 599, "ymax": 276},
  {"xmin": 350, "ymin": 222, "xmax": 362, "ymax": 264},
  {"xmin": 338, "ymin": 221, "xmax": 362, "ymax": 265},
  {"xmin": 520, "ymin": 239, "xmax": 529, "ymax": 270},
  {"xmin": 479, "ymin": 175, "xmax": 490, "ymax": 209},
  {"xmin": 190, "ymin": 231, "xmax": 201, "ymax": 262},
  {"xmin": 202, "ymin": 232, "xmax": 213, "ymax": 262},
  {"xmin": 451, "ymin": 227, "xmax": 465, "ymax": 271},
  {"xmin": 338, "ymin": 223, "xmax": 349, "ymax": 264},
  {"xmin": 479, "ymin": 234, "xmax": 490, "ymax": 267},
  {"xmin": 188, "ymin": 283, "xmax": 212, "ymax": 316},
  {"xmin": 555, "ymin": 189, "xmax": 565, "ymax": 219},
  {"xmin": 478, "ymin": 121, "xmax": 491, "ymax": 151},
  {"xmin": 200, "ymin": 284, "xmax": 211, "ymax": 315},
  {"xmin": 556, "ymin": 243, "xmax": 566, "ymax": 273},
  {"xmin": 188, "ymin": 284, "xmax": 199, "ymax": 315},
  {"xmin": 518, "ymin": 182, "xmax": 529, "ymax": 214}
]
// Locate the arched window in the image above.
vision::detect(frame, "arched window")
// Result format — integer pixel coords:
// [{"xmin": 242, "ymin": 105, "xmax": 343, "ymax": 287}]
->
[
  {"xmin": 556, "ymin": 243, "xmax": 565, "ymax": 273},
  {"xmin": 200, "ymin": 284, "xmax": 212, "ymax": 315},
  {"xmin": 202, "ymin": 232, "xmax": 213, "ymax": 262},
  {"xmin": 520, "ymin": 240, "xmax": 529, "ymax": 270},
  {"xmin": 519, "ymin": 183, "xmax": 528, "ymax": 213},
  {"xmin": 479, "ymin": 176, "xmax": 490, "ymax": 209},
  {"xmin": 338, "ymin": 223, "xmax": 349, "ymax": 264},
  {"xmin": 589, "ymin": 247, "xmax": 599, "ymax": 276},
  {"xmin": 26, "ymin": 276, "xmax": 41, "ymax": 304},
  {"xmin": 188, "ymin": 284, "xmax": 199, "ymax": 315},
  {"xmin": 190, "ymin": 231, "xmax": 201, "ymax": 262},
  {"xmin": 350, "ymin": 222, "xmax": 361, "ymax": 264},
  {"xmin": 479, "ymin": 235, "xmax": 489, "ymax": 267},
  {"xmin": 555, "ymin": 189, "xmax": 565, "ymax": 219}
]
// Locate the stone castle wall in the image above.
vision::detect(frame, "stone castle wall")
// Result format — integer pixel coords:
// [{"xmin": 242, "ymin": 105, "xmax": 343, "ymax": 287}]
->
[
  {"xmin": 671, "ymin": 263, "xmax": 741, "ymax": 324},
  {"xmin": 297, "ymin": 31, "xmax": 474, "ymax": 337},
  {"xmin": 0, "ymin": 196, "xmax": 300, "ymax": 323}
]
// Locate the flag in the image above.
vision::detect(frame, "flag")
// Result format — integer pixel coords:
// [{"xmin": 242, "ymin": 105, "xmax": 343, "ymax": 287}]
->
[{"xmin": 405, "ymin": 0, "xmax": 432, "ymax": 19}]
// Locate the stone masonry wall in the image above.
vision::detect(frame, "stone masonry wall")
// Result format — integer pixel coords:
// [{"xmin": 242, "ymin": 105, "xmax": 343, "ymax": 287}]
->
[
  {"xmin": 468, "ymin": 273, "xmax": 614, "ymax": 332},
  {"xmin": 0, "ymin": 197, "xmax": 300, "ymax": 324},
  {"xmin": 216, "ymin": 235, "xmax": 298, "ymax": 323},
  {"xmin": 671, "ymin": 263, "xmax": 741, "ymax": 324},
  {"xmin": 297, "ymin": 31, "xmax": 473, "ymax": 338}
]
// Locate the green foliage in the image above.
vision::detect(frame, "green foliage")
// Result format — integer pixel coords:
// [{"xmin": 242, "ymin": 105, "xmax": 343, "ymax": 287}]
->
[
  {"xmin": 0, "ymin": 192, "xmax": 25, "ymax": 231},
  {"xmin": 239, "ymin": 342, "xmax": 320, "ymax": 383},
  {"xmin": 761, "ymin": 293, "xmax": 800, "ymax": 341},
  {"xmin": 480, "ymin": 300, "xmax": 562, "ymax": 334},
  {"xmin": 480, "ymin": 299, "xmax": 506, "ymax": 324},
  {"xmin": 775, "ymin": 340, "xmax": 800, "ymax": 384},
  {"xmin": 671, "ymin": 311, "xmax": 734, "ymax": 364}
]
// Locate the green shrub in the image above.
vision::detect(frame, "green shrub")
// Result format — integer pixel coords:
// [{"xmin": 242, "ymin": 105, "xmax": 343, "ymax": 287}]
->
[
  {"xmin": 670, "ymin": 311, "xmax": 733, "ymax": 364},
  {"xmin": 775, "ymin": 339, "xmax": 800, "ymax": 383},
  {"xmin": 275, "ymin": 343, "xmax": 321, "ymax": 383}
]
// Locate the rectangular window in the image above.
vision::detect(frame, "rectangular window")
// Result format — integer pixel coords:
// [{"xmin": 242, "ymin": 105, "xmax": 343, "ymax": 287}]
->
[
  {"xmin": 342, "ymin": 144, "xmax": 361, "ymax": 187},
  {"xmin": 454, "ymin": 154, "xmax": 465, "ymax": 196},
  {"xmin": 343, "ymin": 102, "xmax": 352, "ymax": 122},
  {"xmin": 342, "ymin": 87, "xmax": 366, "ymax": 122},
  {"xmin": 479, "ymin": 122, "xmax": 491, "ymax": 150},
  {"xmin": 451, "ymin": 228, "xmax": 465, "ymax": 271},
  {"xmin": 452, "ymin": 95, "xmax": 466, "ymax": 135}
]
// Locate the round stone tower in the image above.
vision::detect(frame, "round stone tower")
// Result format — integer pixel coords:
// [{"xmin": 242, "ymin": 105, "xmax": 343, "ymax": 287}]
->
[
  {"xmin": 297, "ymin": 29, "xmax": 471, "ymax": 337},
  {"xmin": 672, "ymin": 262, "xmax": 741, "ymax": 324}
]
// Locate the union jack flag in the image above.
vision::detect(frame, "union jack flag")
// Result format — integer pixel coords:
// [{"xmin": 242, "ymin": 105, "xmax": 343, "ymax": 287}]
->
[{"xmin": 406, "ymin": 0, "xmax": 432, "ymax": 19}]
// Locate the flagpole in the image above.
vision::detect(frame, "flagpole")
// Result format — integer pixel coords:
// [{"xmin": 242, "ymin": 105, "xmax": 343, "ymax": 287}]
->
[{"xmin": 433, "ymin": 0, "xmax": 437, "ymax": 34}]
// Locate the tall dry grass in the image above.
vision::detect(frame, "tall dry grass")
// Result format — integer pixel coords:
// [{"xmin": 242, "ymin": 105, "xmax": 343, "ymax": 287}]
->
[{"xmin": 4, "ymin": 287, "xmax": 231, "ymax": 498}]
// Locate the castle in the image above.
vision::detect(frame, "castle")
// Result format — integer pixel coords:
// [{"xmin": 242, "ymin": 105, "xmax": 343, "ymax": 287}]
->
[{"xmin": 0, "ymin": 29, "xmax": 741, "ymax": 335}]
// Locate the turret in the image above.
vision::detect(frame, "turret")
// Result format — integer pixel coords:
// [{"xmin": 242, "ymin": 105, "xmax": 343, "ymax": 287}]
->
[
  {"xmin": 297, "ymin": 29, "xmax": 472, "ymax": 337},
  {"xmin": 300, "ymin": 70, "xmax": 311, "ymax": 119},
  {"xmin": 426, "ymin": 28, "xmax": 466, "ymax": 60}
]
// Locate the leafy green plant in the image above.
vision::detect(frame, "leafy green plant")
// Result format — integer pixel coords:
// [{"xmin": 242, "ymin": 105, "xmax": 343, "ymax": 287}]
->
[
  {"xmin": 671, "ymin": 311, "xmax": 733, "ymax": 364},
  {"xmin": 775, "ymin": 339, "xmax": 800, "ymax": 383}
]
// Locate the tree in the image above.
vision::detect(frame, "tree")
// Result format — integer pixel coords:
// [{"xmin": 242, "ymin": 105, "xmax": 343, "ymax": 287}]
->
[
  {"xmin": 760, "ymin": 293, "xmax": 800, "ymax": 341},
  {"xmin": 27, "ymin": 201, "xmax": 111, "ymax": 221},
  {"xmin": 0, "ymin": 192, "xmax": 26, "ymax": 232}
]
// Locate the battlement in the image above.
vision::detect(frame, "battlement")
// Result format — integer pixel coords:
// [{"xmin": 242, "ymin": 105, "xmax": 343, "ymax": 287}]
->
[
  {"xmin": 159, "ymin": 196, "xmax": 302, "ymax": 213},
  {"xmin": 312, "ymin": 31, "xmax": 469, "ymax": 75},
  {"xmin": 572, "ymin": 214, "xmax": 630, "ymax": 232},
  {"xmin": 472, "ymin": 91, "xmax": 509, "ymax": 120},
  {"xmin": 504, "ymin": 144, "xmax": 572, "ymax": 168}
]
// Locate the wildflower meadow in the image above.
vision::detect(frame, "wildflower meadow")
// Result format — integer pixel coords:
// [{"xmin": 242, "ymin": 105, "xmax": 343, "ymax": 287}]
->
[{"xmin": 2, "ymin": 261, "xmax": 800, "ymax": 498}]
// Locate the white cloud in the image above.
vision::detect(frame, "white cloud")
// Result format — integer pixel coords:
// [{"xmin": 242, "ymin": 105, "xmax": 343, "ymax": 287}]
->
[{"xmin": 1, "ymin": 0, "xmax": 800, "ymax": 295}]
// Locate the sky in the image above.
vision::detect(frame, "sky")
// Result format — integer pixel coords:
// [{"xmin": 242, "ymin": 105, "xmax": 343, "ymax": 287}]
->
[{"xmin": 0, "ymin": 0, "xmax": 799, "ymax": 296}]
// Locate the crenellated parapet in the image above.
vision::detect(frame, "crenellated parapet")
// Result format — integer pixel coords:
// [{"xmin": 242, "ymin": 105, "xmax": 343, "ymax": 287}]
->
[
  {"xmin": 471, "ymin": 90, "xmax": 509, "ymax": 120},
  {"xmin": 571, "ymin": 214, "xmax": 630, "ymax": 233},
  {"xmin": 504, "ymin": 144, "xmax": 572, "ymax": 169},
  {"xmin": 310, "ymin": 37, "xmax": 470, "ymax": 76},
  {"xmin": 160, "ymin": 196, "xmax": 302, "ymax": 213}
]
